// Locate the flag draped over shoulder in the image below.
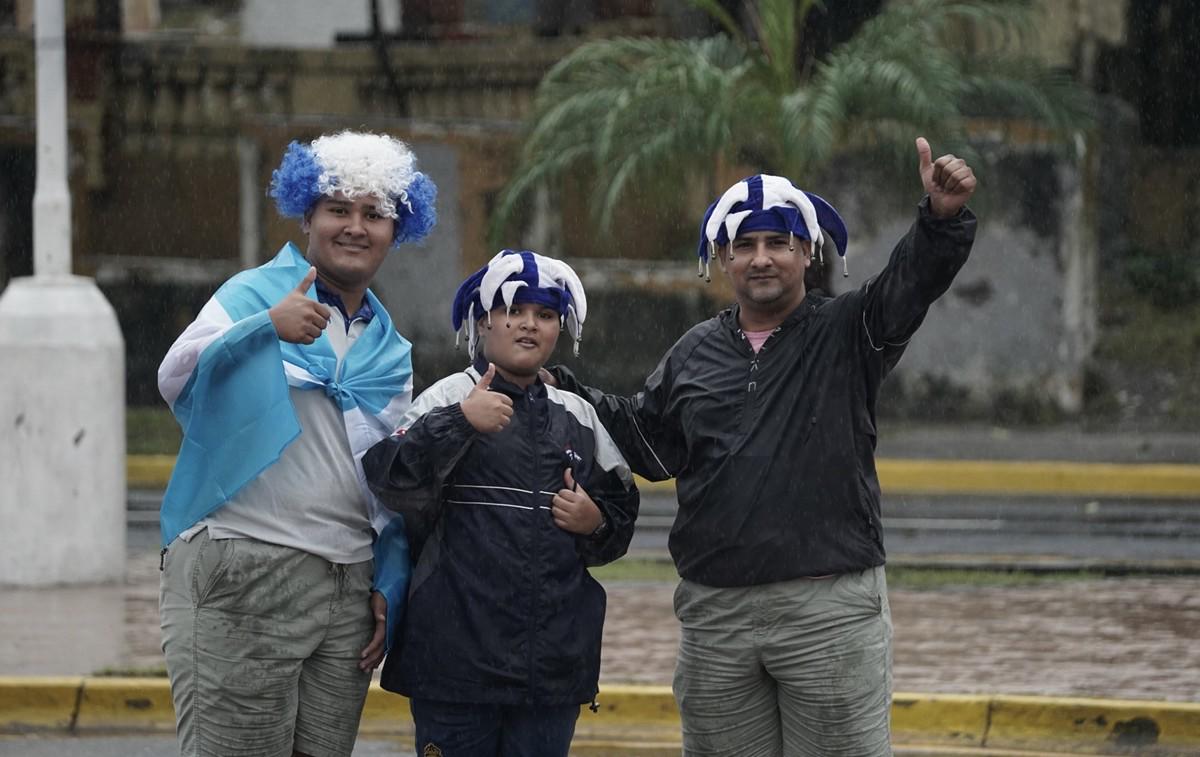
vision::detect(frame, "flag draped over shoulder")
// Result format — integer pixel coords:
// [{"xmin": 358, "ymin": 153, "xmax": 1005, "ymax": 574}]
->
[{"xmin": 157, "ymin": 242, "xmax": 412, "ymax": 642}]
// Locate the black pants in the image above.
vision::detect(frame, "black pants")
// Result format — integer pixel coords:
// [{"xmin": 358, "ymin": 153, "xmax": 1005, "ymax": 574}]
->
[{"xmin": 409, "ymin": 698, "xmax": 579, "ymax": 757}]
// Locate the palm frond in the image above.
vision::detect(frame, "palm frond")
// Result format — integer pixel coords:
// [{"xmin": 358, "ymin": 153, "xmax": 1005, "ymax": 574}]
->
[
  {"xmin": 490, "ymin": 35, "xmax": 765, "ymax": 240},
  {"xmin": 494, "ymin": 0, "xmax": 1094, "ymax": 246},
  {"xmin": 684, "ymin": 0, "xmax": 745, "ymax": 43},
  {"xmin": 783, "ymin": 0, "xmax": 1090, "ymax": 175},
  {"xmin": 960, "ymin": 57, "xmax": 1095, "ymax": 134}
]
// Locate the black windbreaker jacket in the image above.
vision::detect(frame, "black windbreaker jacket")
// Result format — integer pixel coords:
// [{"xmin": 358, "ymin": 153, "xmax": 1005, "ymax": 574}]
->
[
  {"xmin": 554, "ymin": 199, "xmax": 975, "ymax": 587},
  {"xmin": 362, "ymin": 358, "xmax": 639, "ymax": 705}
]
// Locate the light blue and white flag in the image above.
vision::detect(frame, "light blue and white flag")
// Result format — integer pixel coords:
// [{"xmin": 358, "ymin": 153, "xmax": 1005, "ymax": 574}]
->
[{"xmin": 157, "ymin": 242, "xmax": 412, "ymax": 641}]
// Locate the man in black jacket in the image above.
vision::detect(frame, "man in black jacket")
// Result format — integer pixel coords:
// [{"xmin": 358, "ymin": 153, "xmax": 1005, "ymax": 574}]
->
[{"xmin": 550, "ymin": 137, "xmax": 976, "ymax": 755}]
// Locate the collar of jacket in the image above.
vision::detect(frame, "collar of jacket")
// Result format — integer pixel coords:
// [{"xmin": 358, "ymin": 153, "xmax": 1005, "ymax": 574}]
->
[
  {"xmin": 722, "ymin": 290, "xmax": 825, "ymax": 337},
  {"xmin": 470, "ymin": 353, "xmax": 548, "ymax": 399}
]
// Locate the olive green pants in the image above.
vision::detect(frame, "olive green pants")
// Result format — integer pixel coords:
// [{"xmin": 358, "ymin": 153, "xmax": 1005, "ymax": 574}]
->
[
  {"xmin": 160, "ymin": 531, "xmax": 375, "ymax": 757},
  {"xmin": 673, "ymin": 567, "xmax": 893, "ymax": 756}
]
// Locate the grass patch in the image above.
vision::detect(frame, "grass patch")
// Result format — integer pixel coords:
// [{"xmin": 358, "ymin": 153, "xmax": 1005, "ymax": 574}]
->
[
  {"xmin": 592, "ymin": 557, "xmax": 680, "ymax": 582},
  {"xmin": 93, "ymin": 665, "xmax": 168, "ymax": 677},
  {"xmin": 127, "ymin": 406, "xmax": 180, "ymax": 455},
  {"xmin": 592, "ymin": 560, "xmax": 1107, "ymax": 587},
  {"xmin": 886, "ymin": 567, "xmax": 1105, "ymax": 590}
]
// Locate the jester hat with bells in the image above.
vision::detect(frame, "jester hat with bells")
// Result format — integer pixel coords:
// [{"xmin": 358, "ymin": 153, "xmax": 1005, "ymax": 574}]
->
[
  {"xmin": 451, "ymin": 250, "xmax": 588, "ymax": 357},
  {"xmin": 695, "ymin": 174, "xmax": 849, "ymax": 281}
]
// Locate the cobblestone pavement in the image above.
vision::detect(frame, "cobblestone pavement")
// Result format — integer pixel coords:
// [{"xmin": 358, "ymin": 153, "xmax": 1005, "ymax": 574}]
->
[
  {"xmin": 4, "ymin": 551, "xmax": 1198, "ymax": 704},
  {"xmin": 600, "ymin": 577, "xmax": 1200, "ymax": 701}
]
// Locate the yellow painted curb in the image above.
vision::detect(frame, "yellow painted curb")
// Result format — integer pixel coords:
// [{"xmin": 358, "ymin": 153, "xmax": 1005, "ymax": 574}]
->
[
  {"xmin": 892, "ymin": 692, "xmax": 989, "ymax": 747},
  {"xmin": 129, "ymin": 454, "xmax": 1200, "ymax": 498},
  {"xmin": 986, "ymin": 695, "xmax": 1200, "ymax": 754},
  {"xmin": 0, "ymin": 676, "xmax": 81, "ymax": 732},
  {"xmin": 127, "ymin": 454, "xmax": 175, "ymax": 489},
  {"xmin": 877, "ymin": 460, "xmax": 1200, "ymax": 499},
  {"xmin": 74, "ymin": 677, "xmax": 174, "ymax": 732},
  {"xmin": 6, "ymin": 678, "xmax": 1200, "ymax": 755},
  {"xmin": 358, "ymin": 684, "xmax": 412, "ymax": 735},
  {"xmin": 586, "ymin": 684, "xmax": 679, "ymax": 724},
  {"xmin": 361, "ymin": 685, "xmax": 682, "ymax": 733},
  {"xmin": 638, "ymin": 459, "xmax": 1200, "ymax": 499}
]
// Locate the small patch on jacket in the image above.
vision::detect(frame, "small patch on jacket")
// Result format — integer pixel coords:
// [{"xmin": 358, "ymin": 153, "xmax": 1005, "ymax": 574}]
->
[{"xmin": 422, "ymin": 743, "xmax": 444, "ymax": 757}]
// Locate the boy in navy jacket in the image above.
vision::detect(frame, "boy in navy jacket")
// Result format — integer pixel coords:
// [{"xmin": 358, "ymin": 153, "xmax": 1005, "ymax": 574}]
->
[{"xmin": 363, "ymin": 249, "xmax": 639, "ymax": 757}]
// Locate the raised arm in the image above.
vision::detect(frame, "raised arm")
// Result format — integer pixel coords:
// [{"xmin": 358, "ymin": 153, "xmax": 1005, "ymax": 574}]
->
[{"xmin": 859, "ymin": 138, "xmax": 978, "ymax": 356}]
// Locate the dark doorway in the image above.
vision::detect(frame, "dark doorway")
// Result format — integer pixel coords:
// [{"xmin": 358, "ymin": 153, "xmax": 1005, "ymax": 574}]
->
[{"xmin": 0, "ymin": 146, "xmax": 35, "ymax": 290}]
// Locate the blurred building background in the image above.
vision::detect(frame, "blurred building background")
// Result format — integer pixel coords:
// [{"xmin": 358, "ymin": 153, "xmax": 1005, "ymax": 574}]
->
[{"xmin": 0, "ymin": 0, "xmax": 1195, "ymax": 425}]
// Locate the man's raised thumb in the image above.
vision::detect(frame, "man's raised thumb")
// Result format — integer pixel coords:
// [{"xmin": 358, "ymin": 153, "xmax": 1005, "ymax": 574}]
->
[
  {"xmin": 915, "ymin": 137, "xmax": 932, "ymax": 173},
  {"xmin": 297, "ymin": 266, "xmax": 317, "ymax": 294}
]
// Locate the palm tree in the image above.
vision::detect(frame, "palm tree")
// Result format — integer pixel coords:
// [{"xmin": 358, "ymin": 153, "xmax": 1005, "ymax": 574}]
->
[{"xmin": 490, "ymin": 0, "xmax": 1093, "ymax": 241}]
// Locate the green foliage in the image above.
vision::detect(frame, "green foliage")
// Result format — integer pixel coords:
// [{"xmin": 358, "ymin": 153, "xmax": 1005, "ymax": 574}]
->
[
  {"xmin": 1122, "ymin": 249, "xmax": 1200, "ymax": 310},
  {"xmin": 591, "ymin": 558, "xmax": 1107, "ymax": 587},
  {"xmin": 591, "ymin": 557, "xmax": 681, "ymax": 582},
  {"xmin": 492, "ymin": 0, "xmax": 1094, "ymax": 242},
  {"xmin": 92, "ymin": 665, "xmax": 169, "ymax": 677},
  {"xmin": 885, "ymin": 567, "xmax": 1105, "ymax": 590},
  {"xmin": 1089, "ymin": 259, "xmax": 1200, "ymax": 426},
  {"xmin": 127, "ymin": 406, "xmax": 181, "ymax": 455}
]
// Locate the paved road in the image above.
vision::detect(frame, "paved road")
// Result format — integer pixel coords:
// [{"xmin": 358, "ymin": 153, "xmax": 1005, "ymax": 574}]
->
[
  {"xmin": 129, "ymin": 487, "xmax": 1200, "ymax": 566},
  {"xmin": 621, "ymin": 491, "xmax": 1200, "ymax": 564}
]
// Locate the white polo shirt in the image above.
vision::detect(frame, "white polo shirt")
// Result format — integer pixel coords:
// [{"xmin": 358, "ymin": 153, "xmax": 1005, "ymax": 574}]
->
[{"xmin": 184, "ymin": 305, "xmax": 376, "ymax": 564}]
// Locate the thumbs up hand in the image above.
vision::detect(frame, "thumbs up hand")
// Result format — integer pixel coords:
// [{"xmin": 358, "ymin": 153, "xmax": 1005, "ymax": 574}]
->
[
  {"xmin": 460, "ymin": 363, "xmax": 515, "ymax": 434},
  {"xmin": 917, "ymin": 136, "xmax": 976, "ymax": 219},
  {"xmin": 552, "ymin": 467, "xmax": 604, "ymax": 535},
  {"xmin": 269, "ymin": 267, "xmax": 333, "ymax": 344}
]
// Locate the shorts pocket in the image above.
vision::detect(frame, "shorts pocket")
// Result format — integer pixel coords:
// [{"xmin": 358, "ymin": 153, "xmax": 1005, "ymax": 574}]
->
[
  {"xmin": 190, "ymin": 534, "xmax": 236, "ymax": 608},
  {"xmin": 833, "ymin": 568, "xmax": 883, "ymax": 615}
]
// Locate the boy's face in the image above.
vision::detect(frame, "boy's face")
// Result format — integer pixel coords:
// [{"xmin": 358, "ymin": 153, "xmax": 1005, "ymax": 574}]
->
[{"xmin": 480, "ymin": 302, "xmax": 561, "ymax": 382}]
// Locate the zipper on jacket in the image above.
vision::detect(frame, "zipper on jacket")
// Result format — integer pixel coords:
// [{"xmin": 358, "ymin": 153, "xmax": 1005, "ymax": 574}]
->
[{"xmin": 525, "ymin": 388, "xmax": 542, "ymax": 703}]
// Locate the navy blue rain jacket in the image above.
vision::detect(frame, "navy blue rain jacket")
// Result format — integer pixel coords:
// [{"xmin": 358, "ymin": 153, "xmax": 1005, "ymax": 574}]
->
[{"xmin": 363, "ymin": 358, "xmax": 639, "ymax": 705}]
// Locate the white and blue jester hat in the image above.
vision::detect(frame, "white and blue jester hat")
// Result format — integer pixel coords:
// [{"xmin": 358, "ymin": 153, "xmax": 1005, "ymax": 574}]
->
[
  {"xmin": 451, "ymin": 249, "xmax": 588, "ymax": 357},
  {"xmin": 696, "ymin": 174, "xmax": 849, "ymax": 280},
  {"xmin": 269, "ymin": 130, "xmax": 437, "ymax": 247}
]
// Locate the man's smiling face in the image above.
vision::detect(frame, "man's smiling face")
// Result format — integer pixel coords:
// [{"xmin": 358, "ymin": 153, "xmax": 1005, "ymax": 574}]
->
[
  {"xmin": 302, "ymin": 192, "xmax": 395, "ymax": 295},
  {"xmin": 721, "ymin": 230, "xmax": 811, "ymax": 310}
]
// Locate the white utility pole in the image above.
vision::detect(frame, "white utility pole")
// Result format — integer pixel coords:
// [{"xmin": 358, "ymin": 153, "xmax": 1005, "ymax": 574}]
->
[{"xmin": 0, "ymin": 0, "xmax": 126, "ymax": 586}]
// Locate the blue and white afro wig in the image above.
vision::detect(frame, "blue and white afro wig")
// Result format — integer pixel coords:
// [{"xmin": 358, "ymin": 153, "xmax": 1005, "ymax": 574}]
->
[
  {"xmin": 451, "ymin": 249, "xmax": 587, "ymax": 357},
  {"xmin": 697, "ymin": 174, "xmax": 849, "ymax": 281},
  {"xmin": 269, "ymin": 130, "xmax": 437, "ymax": 248}
]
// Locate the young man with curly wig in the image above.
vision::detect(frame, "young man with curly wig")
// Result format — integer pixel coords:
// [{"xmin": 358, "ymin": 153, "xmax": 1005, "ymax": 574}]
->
[{"xmin": 156, "ymin": 130, "xmax": 436, "ymax": 757}]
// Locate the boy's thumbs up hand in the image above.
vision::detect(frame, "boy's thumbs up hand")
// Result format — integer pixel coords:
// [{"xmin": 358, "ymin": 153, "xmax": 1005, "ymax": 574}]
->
[
  {"xmin": 461, "ymin": 363, "xmax": 514, "ymax": 433},
  {"xmin": 269, "ymin": 266, "xmax": 332, "ymax": 344},
  {"xmin": 552, "ymin": 466, "xmax": 604, "ymax": 535}
]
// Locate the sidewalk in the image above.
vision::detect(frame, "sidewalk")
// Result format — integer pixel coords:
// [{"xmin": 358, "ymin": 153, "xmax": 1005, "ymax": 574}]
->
[{"xmin": 4, "ymin": 423, "xmax": 1200, "ymax": 755}]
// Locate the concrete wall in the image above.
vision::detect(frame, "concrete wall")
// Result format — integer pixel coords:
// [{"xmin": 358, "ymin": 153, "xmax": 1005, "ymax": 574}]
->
[
  {"xmin": 536, "ymin": 139, "xmax": 1104, "ymax": 418},
  {"xmin": 239, "ymin": 0, "xmax": 398, "ymax": 49}
]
